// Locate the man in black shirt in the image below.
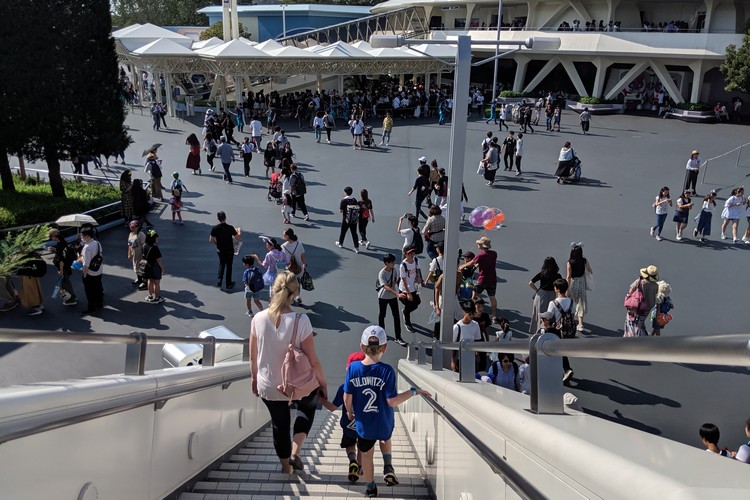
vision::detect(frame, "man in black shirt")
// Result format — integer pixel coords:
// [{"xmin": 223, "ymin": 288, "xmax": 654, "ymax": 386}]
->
[
  {"xmin": 502, "ymin": 131, "xmax": 516, "ymax": 171},
  {"xmin": 408, "ymin": 157, "xmax": 433, "ymax": 220},
  {"xmin": 209, "ymin": 211, "xmax": 239, "ymax": 288},
  {"xmin": 335, "ymin": 186, "xmax": 360, "ymax": 253}
]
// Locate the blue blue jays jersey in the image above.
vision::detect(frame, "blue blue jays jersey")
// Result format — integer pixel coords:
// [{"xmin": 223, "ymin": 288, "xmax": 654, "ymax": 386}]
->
[
  {"xmin": 343, "ymin": 361, "xmax": 397, "ymax": 440},
  {"xmin": 332, "ymin": 385, "xmax": 357, "ymax": 438}
]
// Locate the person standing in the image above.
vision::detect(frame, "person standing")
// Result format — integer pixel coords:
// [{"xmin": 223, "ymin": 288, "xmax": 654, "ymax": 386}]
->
[
  {"xmin": 79, "ymin": 228, "xmax": 104, "ymax": 316},
  {"xmin": 143, "ymin": 230, "xmax": 165, "ymax": 304},
  {"xmin": 144, "ymin": 152, "xmax": 164, "ymax": 201},
  {"xmin": 48, "ymin": 229, "xmax": 77, "ymax": 306},
  {"xmin": 250, "ymin": 271, "xmax": 327, "ymax": 474},
  {"xmin": 684, "ymin": 149, "xmax": 701, "ymax": 195},
  {"xmin": 241, "ymin": 137, "xmax": 255, "ymax": 177},
  {"xmin": 481, "ymin": 140, "xmax": 500, "ymax": 187},
  {"xmin": 216, "ymin": 137, "xmax": 235, "ymax": 184},
  {"xmin": 566, "ymin": 244, "xmax": 592, "ymax": 333},
  {"xmin": 377, "ymin": 253, "xmax": 404, "ymax": 345},
  {"xmin": 579, "ymin": 107, "xmax": 591, "ymax": 135},
  {"xmin": 459, "ymin": 236, "xmax": 499, "ymax": 322},
  {"xmin": 398, "ymin": 247, "xmax": 422, "ymax": 333},
  {"xmin": 720, "ymin": 186, "xmax": 745, "ymax": 243},
  {"xmin": 127, "ymin": 220, "xmax": 147, "ymax": 290},
  {"xmin": 538, "ymin": 307, "xmax": 574, "ymax": 383},
  {"xmin": 422, "ymin": 205, "xmax": 445, "ymax": 260},
  {"xmin": 312, "ymin": 111, "xmax": 324, "ymax": 143},
  {"xmin": 289, "ymin": 163, "xmax": 309, "ymax": 221},
  {"xmin": 335, "ymin": 186, "xmax": 360, "ymax": 253},
  {"xmin": 527, "ymin": 256, "xmax": 562, "ymax": 332},
  {"xmin": 514, "ymin": 133, "xmax": 524, "ymax": 176},
  {"xmin": 209, "ymin": 211, "xmax": 240, "ymax": 289},
  {"xmin": 502, "ymin": 131, "xmax": 516, "ymax": 171},
  {"xmin": 185, "ymin": 133, "xmax": 201, "ymax": 175},
  {"xmin": 323, "ymin": 110, "xmax": 335, "ymax": 144},
  {"xmin": 651, "ymin": 186, "xmax": 672, "ymax": 241},
  {"xmin": 249, "ymin": 115, "xmax": 263, "ymax": 148},
  {"xmin": 624, "ymin": 266, "xmax": 659, "ymax": 337},
  {"xmin": 380, "ymin": 112, "xmax": 393, "ymax": 146},
  {"xmin": 119, "ymin": 170, "xmax": 134, "ymax": 223}
]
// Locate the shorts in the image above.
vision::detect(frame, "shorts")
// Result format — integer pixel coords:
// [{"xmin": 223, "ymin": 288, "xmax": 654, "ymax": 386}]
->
[
  {"xmin": 474, "ymin": 282, "xmax": 496, "ymax": 297},
  {"xmin": 150, "ymin": 263, "xmax": 162, "ymax": 280},
  {"xmin": 244, "ymin": 288, "xmax": 259, "ymax": 299},
  {"xmin": 357, "ymin": 436, "xmax": 377, "ymax": 453},
  {"xmin": 340, "ymin": 433, "xmax": 357, "ymax": 449}
]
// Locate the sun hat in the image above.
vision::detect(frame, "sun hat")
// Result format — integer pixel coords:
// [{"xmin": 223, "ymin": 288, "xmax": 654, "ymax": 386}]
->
[
  {"xmin": 476, "ymin": 236, "xmax": 492, "ymax": 249},
  {"xmin": 639, "ymin": 265, "xmax": 659, "ymax": 282},
  {"xmin": 691, "ymin": 149, "xmax": 699, "ymax": 155},
  {"xmin": 361, "ymin": 325, "xmax": 387, "ymax": 346}
]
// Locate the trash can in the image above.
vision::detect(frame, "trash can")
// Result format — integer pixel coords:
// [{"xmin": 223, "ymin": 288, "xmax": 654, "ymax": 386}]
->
[{"xmin": 162, "ymin": 326, "xmax": 245, "ymax": 368}]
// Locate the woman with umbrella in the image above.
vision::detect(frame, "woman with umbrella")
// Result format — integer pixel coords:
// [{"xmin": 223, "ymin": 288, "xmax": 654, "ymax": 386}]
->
[
  {"xmin": 120, "ymin": 170, "xmax": 134, "ymax": 223},
  {"xmin": 185, "ymin": 133, "xmax": 201, "ymax": 175}
]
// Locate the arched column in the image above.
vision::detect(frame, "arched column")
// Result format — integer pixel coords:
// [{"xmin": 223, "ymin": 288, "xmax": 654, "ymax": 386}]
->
[{"xmin": 513, "ymin": 55, "xmax": 530, "ymax": 92}]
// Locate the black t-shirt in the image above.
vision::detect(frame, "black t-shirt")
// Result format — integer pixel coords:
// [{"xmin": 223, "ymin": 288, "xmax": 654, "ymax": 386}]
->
[
  {"xmin": 532, "ymin": 271, "xmax": 563, "ymax": 291},
  {"xmin": 339, "ymin": 197, "xmax": 358, "ymax": 221},
  {"xmin": 143, "ymin": 243, "xmax": 162, "ymax": 264},
  {"xmin": 503, "ymin": 137, "xmax": 516, "ymax": 152},
  {"xmin": 53, "ymin": 242, "xmax": 74, "ymax": 273},
  {"xmin": 211, "ymin": 223, "xmax": 237, "ymax": 253},
  {"xmin": 413, "ymin": 176, "xmax": 431, "ymax": 198}
]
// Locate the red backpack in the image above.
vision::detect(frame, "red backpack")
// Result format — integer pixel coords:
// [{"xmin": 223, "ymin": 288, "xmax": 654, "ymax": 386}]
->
[{"xmin": 277, "ymin": 314, "xmax": 319, "ymax": 402}]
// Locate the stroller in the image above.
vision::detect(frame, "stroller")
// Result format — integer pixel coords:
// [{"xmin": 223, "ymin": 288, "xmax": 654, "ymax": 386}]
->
[
  {"xmin": 267, "ymin": 172, "xmax": 282, "ymax": 203},
  {"xmin": 363, "ymin": 126, "xmax": 374, "ymax": 148},
  {"xmin": 563, "ymin": 156, "xmax": 582, "ymax": 183}
]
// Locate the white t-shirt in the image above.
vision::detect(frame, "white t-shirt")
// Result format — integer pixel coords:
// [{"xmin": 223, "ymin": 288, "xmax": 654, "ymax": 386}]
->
[
  {"xmin": 351, "ymin": 120, "xmax": 364, "ymax": 135},
  {"xmin": 399, "ymin": 258, "xmax": 420, "ymax": 292},
  {"xmin": 400, "ymin": 227, "xmax": 416, "ymax": 248},
  {"xmin": 452, "ymin": 320, "xmax": 481, "ymax": 342},
  {"xmin": 82, "ymin": 239, "xmax": 103, "ymax": 276},
  {"xmin": 516, "ymin": 138, "xmax": 525, "ymax": 157},
  {"xmin": 429, "ymin": 255, "xmax": 444, "ymax": 274},
  {"xmin": 654, "ymin": 196, "xmax": 670, "ymax": 215},
  {"xmin": 250, "ymin": 120, "xmax": 262, "ymax": 137},
  {"xmin": 251, "ymin": 311, "xmax": 313, "ymax": 401},
  {"xmin": 547, "ymin": 297, "xmax": 573, "ymax": 322},
  {"xmin": 282, "ymin": 241, "xmax": 305, "ymax": 274}
]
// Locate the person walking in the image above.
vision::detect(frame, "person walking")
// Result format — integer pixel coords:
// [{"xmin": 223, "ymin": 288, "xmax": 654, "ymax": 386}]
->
[
  {"xmin": 407, "ymin": 159, "xmax": 432, "ymax": 220},
  {"xmin": 377, "ymin": 253, "xmax": 405, "ymax": 345},
  {"xmin": 240, "ymin": 137, "xmax": 255, "ymax": 177},
  {"xmin": 323, "ymin": 110, "xmax": 335, "ymax": 143},
  {"xmin": 694, "ymin": 191, "xmax": 717, "ymax": 243},
  {"xmin": 579, "ymin": 107, "xmax": 591, "ymax": 135},
  {"xmin": 459, "ymin": 236, "xmax": 499, "ymax": 322},
  {"xmin": 185, "ymin": 133, "xmax": 201, "ymax": 175},
  {"xmin": 398, "ymin": 246, "xmax": 422, "ymax": 333},
  {"xmin": 481, "ymin": 139, "xmax": 500, "ymax": 186},
  {"xmin": 502, "ymin": 131, "xmax": 516, "ymax": 171},
  {"xmin": 249, "ymin": 115, "xmax": 263, "ymax": 148},
  {"xmin": 281, "ymin": 228, "xmax": 307, "ymax": 304},
  {"xmin": 48, "ymin": 229, "xmax": 77, "ymax": 306},
  {"xmin": 566, "ymin": 244, "xmax": 592, "ymax": 333},
  {"xmin": 358, "ymin": 189, "xmax": 375, "ymax": 250},
  {"xmin": 144, "ymin": 152, "xmax": 164, "ymax": 201},
  {"xmin": 422, "ymin": 205, "xmax": 445, "ymax": 260},
  {"xmin": 720, "ymin": 186, "xmax": 745, "ymax": 243},
  {"xmin": 624, "ymin": 266, "xmax": 659, "ymax": 337},
  {"xmin": 528, "ymin": 256, "xmax": 562, "ymax": 332},
  {"xmin": 250, "ymin": 271, "xmax": 327, "ymax": 474},
  {"xmin": 289, "ymin": 163, "xmax": 309, "ymax": 221},
  {"xmin": 541, "ymin": 280, "xmax": 575, "ymax": 383},
  {"xmin": 216, "ymin": 137, "xmax": 235, "ymax": 184},
  {"xmin": 554, "ymin": 142, "xmax": 576, "ymax": 183},
  {"xmin": 119, "ymin": 170, "xmax": 134, "ymax": 223},
  {"xmin": 312, "ymin": 111, "xmax": 325, "ymax": 143},
  {"xmin": 651, "ymin": 186, "xmax": 672, "ymax": 241},
  {"xmin": 380, "ymin": 112, "xmax": 393, "ymax": 146},
  {"xmin": 79, "ymin": 228, "xmax": 104, "ymax": 316},
  {"xmin": 514, "ymin": 133, "xmax": 524, "ymax": 176},
  {"xmin": 209, "ymin": 211, "xmax": 240, "ymax": 289},
  {"xmin": 335, "ymin": 186, "xmax": 361, "ymax": 253},
  {"xmin": 684, "ymin": 149, "xmax": 701, "ymax": 195},
  {"xmin": 142, "ymin": 230, "xmax": 165, "ymax": 304},
  {"xmin": 203, "ymin": 132, "xmax": 218, "ymax": 172},
  {"xmin": 673, "ymin": 190, "xmax": 693, "ymax": 241}
]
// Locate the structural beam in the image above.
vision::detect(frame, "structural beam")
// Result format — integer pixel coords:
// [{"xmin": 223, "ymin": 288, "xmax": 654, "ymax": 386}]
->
[
  {"xmin": 560, "ymin": 58, "xmax": 588, "ymax": 97},
  {"xmin": 522, "ymin": 57, "xmax": 560, "ymax": 94},
  {"xmin": 603, "ymin": 60, "xmax": 648, "ymax": 100},
  {"xmin": 649, "ymin": 59, "xmax": 684, "ymax": 104}
]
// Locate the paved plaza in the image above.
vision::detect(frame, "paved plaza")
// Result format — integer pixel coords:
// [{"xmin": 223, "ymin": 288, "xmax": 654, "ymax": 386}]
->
[{"xmin": 2, "ymin": 106, "xmax": 750, "ymax": 447}]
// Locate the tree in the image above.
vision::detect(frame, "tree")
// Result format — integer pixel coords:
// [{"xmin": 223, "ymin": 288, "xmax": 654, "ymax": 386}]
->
[
  {"xmin": 5, "ymin": 0, "xmax": 130, "ymax": 198},
  {"xmin": 111, "ymin": 0, "xmax": 209, "ymax": 27},
  {"xmin": 199, "ymin": 21, "xmax": 252, "ymax": 41},
  {"xmin": 721, "ymin": 30, "xmax": 750, "ymax": 93},
  {"xmin": 0, "ymin": 225, "xmax": 51, "ymax": 279}
]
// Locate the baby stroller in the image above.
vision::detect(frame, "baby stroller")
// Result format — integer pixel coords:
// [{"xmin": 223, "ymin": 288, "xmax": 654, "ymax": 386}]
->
[
  {"xmin": 563, "ymin": 156, "xmax": 582, "ymax": 184},
  {"xmin": 363, "ymin": 126, "xmax": 374, "ymax": 148},
  {"xmin": 267, "ymin": 172, "xmax": 282, "ymax": 204}
]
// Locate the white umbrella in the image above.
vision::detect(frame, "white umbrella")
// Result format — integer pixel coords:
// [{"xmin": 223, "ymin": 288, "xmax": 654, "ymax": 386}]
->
[{"xmin": 55, "ymin": 214, "xmax": 98, "ymax": 227}]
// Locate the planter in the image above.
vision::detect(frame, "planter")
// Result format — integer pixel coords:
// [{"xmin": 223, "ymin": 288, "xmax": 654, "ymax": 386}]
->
[
  {"xmin": 666, "ymin": 109, "xmax": 715, "ymax": 123},
  {"xmin": 568, "ymin": 101, "xmax": 624, "ymax": 115}
]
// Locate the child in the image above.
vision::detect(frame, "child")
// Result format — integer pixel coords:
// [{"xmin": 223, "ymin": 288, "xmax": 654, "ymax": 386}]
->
[
  {"xmin": 651, "ymin": 281, "xmax": 674, "ymax": 337},
  {"xmin": 517, "ymin": 355, "xmax": 531, "ymax": 394},
  {"xmin": 241, "ymin": 255, "xmax": 264, "ymax": 317},
  {"xmin": 732, "ymin": 418, "xmax": 750, "ymax": 463},
  {"xmin": 170, "ymin": 172, "xmax": 188, "ymax": 225},
  {"xmin": 496, "ymin": 317, "xmax": 513, "ymax": 341},
  {"xmin": 321, "ymin": 352, "xmax": 400, "ymax": 486},
  {"xmin": 344, "ymin": 326, "xmax": 431, "ymax": 498},
  {"xmin": 699, "ymin": 423, "xmax": 732, "ymax": 457}
]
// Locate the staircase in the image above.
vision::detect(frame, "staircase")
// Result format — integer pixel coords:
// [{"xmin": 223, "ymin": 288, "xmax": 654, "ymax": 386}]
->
[{"xmin": 179, "ymin": 410, "xmax": 432, "ymax": 499}]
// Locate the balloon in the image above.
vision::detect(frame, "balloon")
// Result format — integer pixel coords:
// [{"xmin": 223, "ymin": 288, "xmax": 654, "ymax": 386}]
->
[
  {"xmin": 470, "ymin": 206, "xmax": 489, "ymax": 228},
  {"xmin": 72, "ymin": 260, "xmax": 83, "ymax": 271},
  {"xmin": 495, "ymin": 212, "xmax": 505, "ymax": 224},
  {"xmin": 481, "ymin": 208, "xmax": 496, "ymax": 222},
  {"xmin": 483, "ymin": 218, "xmax": 497, "ymax": 230}
]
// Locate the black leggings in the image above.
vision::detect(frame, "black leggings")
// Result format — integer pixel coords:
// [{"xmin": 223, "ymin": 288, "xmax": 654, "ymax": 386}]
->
[
  {"xmin": 358, "ymin": 218, "xmax": 369, "ymax": 241},
  {"xmin": 338, "ymin": 221, "xmax": 359, "ymax": 247},
  {"xmin": 262, "ymin": 389, "xmax": 319, "ymax": 459},
  {"xmin": 378, "ymin": 297, "xmax": 401, "ymax": 338}
]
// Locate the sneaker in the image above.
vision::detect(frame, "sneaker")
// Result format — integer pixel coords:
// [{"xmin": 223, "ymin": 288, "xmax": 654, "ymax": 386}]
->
[
  {"xmin": 138, "ymin": 283, "xmax": 148, "ymax": 290},
  {"xmin": 245, "ymin": 310, "xmax": 253, "ymax": 317},
  {"xmin": 383, "ymin": 465, "xmax": 399, "ymax": 486},
  {"xmin": 63, "ymin": 298, "xmax": 78, "ymax": 306},
  {"xmin": 348, "ymin": 460, "xmax": 361, "ymax": 483},
  {"xmin": 395, "ymin": 338, "xmax": 408, "ymax": 347},
  {"xmin": 290, "ymin": 455, "xmax": 304, "ymax": 471},
  {"xmin": 0, "ymin": 301, "xmax": 17, "ymax": 312},
  {"xmin": 693, "ymin": 228, "xmax": 699, "ymax": 237},
  {"xmin": 515, "ymin": 172, "xmax": 521, "ymax": 176},
  {"xmin": 404, "ymin": 323, "xmax": 415, "ymax": 333},
  {"xmin": 304, "ymin": 215, "xmax": 309, "ymax": 221},
  {"xmin": 563, "ymin": 370, "xmax": 574, "ymax": 382},
  {"xmin": 145, "ymin": 295, "xmax": 154, "ymax": 302},
  {"xmin": 721, "ymin": 233, "xmax": 727, "ymax": 240},
  {"xmin": 655, "ymin": 236, "xmax": 663, "ymax": 241},
  {"xmin": 649, "ymin": 227, "xmax": 655, "ymax": 237},
  {"xmin": 675, "ymin": 234, "xmax": 682, "ymax": 241},
  {"xmin": 365, "ymin": 484, "xmax": 378, "ymax": 498},
  {"xmin": 359, "ymin": 240, "xmax": 365, "ymax": 246},
  {"xmin": 365, "ymin": 241, "xmax": 371, "ymax": 250},
  {"xmin": 354, "ymin": 247, "xmax": 360, "ymax": 254},
  {"xmin": 131, "ymin": 280, "xmax": 140, "ymax": 287},
  {"xmin": 733, "ymin": 239, "xmax": 740, "ymax": 244},
  {"xmin": 154, "ymin": 296, "xmax": 165, "ymax": 304},
  {"xmin": 335, "ymin": 241, "xmax": 343, "ymax": 248},
  {"xmin": 700, "ymin": 238, "xmax": 707, "ymax": 243},
  {"xmin": 27, "ymin": 306, "xmax": 43, "ymax": 316}
]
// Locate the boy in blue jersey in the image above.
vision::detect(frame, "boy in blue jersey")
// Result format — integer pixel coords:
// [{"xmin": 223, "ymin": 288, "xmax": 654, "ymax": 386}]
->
[{"xmin": 344, "ymin": 326, "xmax": 431, "ymax": 497}]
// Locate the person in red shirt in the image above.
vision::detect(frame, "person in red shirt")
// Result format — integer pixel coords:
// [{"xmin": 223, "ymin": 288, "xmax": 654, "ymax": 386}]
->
[{"xmin": 459, "ymin": 236, "xmax": 499, "ymax": 322}]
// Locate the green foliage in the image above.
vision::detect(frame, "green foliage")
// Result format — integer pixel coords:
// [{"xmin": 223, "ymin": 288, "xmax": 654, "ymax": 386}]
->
[
  {"xmin": 0, "ymin": 225, "xmax": 52, "ymax": 278},
  {"xmin": 578, "ymin": 97, "xmax": 603, "ymax": 104},
  {"xmin": 199, "ymin": 21, "xmax": 251, "ymax": 41},
  {"xmin": 499, "ymin": 91, "xmax": 533, "ymax": 98},
  {"xmin": 0, "ymin": 176, "xmax": 119, "ymax": 230},
  {"xmin": 112, "ymin": 0, "xmax": 208, "ymax": 27},
  {"xmin": 673, "ymin": 102, "xmax": 713, "ymax": 111},
  {"xmin": 721, "ymin": 30, "xmax": 750, "ymax": 93}
]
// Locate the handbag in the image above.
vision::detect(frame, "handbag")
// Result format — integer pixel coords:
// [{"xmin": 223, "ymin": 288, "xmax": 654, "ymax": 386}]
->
[
  {"xmin": 585, "ymin": 269, "xmax": 594, "ymax": 291},
  {"xmin": 624, "ymin": 279, "xmax": 649, "ymax": 314},
  {"xmin": 299, "ymin": 270, "xmax": 314, "ymax": 291}
]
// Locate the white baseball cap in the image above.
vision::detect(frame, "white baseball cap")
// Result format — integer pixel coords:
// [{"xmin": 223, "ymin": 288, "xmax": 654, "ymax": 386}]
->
[
  {"xmin": 418, "ymin": 156, "xmax": 427, "ymax": 163},
  {"xmin": 361, "ymin": 325, "xmax": 387, "ymax": 346}
]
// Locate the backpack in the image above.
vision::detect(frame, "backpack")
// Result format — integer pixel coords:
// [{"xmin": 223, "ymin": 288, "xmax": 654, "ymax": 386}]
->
[
  {"xmin": 345, "ymin": 201, "xmax": 360, "ymax": 224},
  {"xmin": 292, "ymin": 173, "xmax": 306, "ymax": 196},
  {"xmin": 285, "ymin": 244, "xmax": 302, "ymax": 275},
  {"xmin": 172, "ymin": 179, "xmax": 183, "ymax": 194},
  {"xmin": 245, "ymin": 267, "xmax": 264, "ymax": 293},
  {"xmin": 411, "ymin": 228, "xmax": 424, "ymax": 254},
  {"xmin": 277, "ymin": 314, "xmax": 320, "ymax": 402},
  {"xmin": 148, "ymin": 160, "xmax": 162, "ymax": 179},
  {"xmin": 458, "ymin": 277, "xmax": 474, "ymax": 301},
  {"xmin": 208, "ymin": 141, "xmax": 217, "ymax": 155},
  {"xmin": 553, "ymin": 299, "xmax": 576, "ymax": 338}
]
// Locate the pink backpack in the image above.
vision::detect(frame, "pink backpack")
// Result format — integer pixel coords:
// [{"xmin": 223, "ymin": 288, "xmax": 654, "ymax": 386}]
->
[{"xmin": 277, "ymin": 314, "xmax": 319, "ymax": 402}]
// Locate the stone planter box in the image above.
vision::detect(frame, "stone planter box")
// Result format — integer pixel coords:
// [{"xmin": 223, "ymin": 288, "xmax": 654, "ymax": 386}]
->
[
  {"xmin": 568, "ymin": 101, "xmax": 624, "ymax": 115},
  {"xmin": 666, "ymin": 109, "xmax": 716, "ymax": 123}
]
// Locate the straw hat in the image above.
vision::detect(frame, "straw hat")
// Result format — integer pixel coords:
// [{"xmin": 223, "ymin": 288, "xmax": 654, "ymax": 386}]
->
[
  {"xmin": 639, "ymin": 265, "xmax": 659, "ymax": 282},
  {"xmin": 691, "ymin": 149, "xmax": 699, "ymax": 156},
  {"xmin": 475, "ymin": 236, "xmax": 492, "ymax": 249}
]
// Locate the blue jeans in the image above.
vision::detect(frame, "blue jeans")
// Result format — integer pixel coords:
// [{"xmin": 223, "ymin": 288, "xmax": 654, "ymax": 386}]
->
[
  {"xmin": 652, "ymin": 213, "xmax": 667, "ymax": 235},
  {"xmin": 546, "ymin": 116, "xmax": 552, "ymax": 129},
  {"xmin": 314, "ymin": 127, "xmax": 322, "ymax": 141},
  {"xmin": 222, "ymin": 162, "xmax": 233, "ymax": 183},
  {"xmin": 382, "ymin": 130, "xmax": 391, "ymax": 143}
]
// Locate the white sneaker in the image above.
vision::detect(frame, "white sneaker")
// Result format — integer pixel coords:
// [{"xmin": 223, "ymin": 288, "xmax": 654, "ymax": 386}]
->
[
  {"xmin": 655, "ymin": 236, "xmax": 663, "ymax": 241},
  {"xmin": 676, "ymin": 234, "xmax": 682, "ymax": 241},
  {"xmin": 354, "ymin": 247, "xmax": 360, "ymax": 254},
  {"xmin": 334, "ymin": 241, "xmax": 343, "ymax": 248},
  {"xmin": 721, "ymin": 233, "xmax": 727, "ymax": 240},
  {"xmin": 365, "ymin": 241, "xmax": 371, "ymax": 249},
  {"xmin": 733, "ymin": 239, "xmax": 739, "ymax": 244},
  {"xmin": 649, "ymin": 227, "xmax": 655, "ymax": 236}
]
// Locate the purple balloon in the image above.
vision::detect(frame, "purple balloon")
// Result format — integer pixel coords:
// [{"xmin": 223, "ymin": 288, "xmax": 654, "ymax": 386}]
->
[
  {"xmin": 482, "ymin": 208, "xmax": 496, "ymax": 221},
  {"xmin": 470, "ymin": 212, "xmax": 485, "ymax": 228}
]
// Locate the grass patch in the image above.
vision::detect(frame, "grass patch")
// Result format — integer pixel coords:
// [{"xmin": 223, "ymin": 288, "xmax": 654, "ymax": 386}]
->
[{"xmin": 0, "ymin": 176, "xmax": 120, "ymax": 229}]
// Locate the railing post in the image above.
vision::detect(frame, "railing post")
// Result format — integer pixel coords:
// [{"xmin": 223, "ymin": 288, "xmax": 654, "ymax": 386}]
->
[
  {"xmin": 124, "ymin": 332, "xmax": 147, "ymax": 376},
  {"xmin": 431, "ymin": 340, "xmax": 443, "ymax": 370},
  {"xmin": 417, "ymin": 341, "xmax": 426, "ymax": 365},
  {"xmin": 458, "ymin": 340, "xmax": 476, "ymax": 383},
  {"xmin": 407, "ymin": 342, "xmax": 417, "ymax": 362},
  {"xmin": 242, "ymin": 340, "xmax": 250, "ymax": 362},
  {"xmin": 530, "ymin": 332, "xmax": 564, "ymax": 414},
  {"xmin": 202, "ymin": 336, "xmax": 216, "ymax": 367}
]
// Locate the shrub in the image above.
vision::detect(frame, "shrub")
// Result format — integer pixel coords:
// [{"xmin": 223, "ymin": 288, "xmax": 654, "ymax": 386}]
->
[
  {"xmin": 0, "ymin": 176, "xmax": 120, "ymax": 229},
  {"xmin": 674, "ymin": 102, "xmax": 713, "ymax": 111},
  {"xmin": 579, "ymin": 97, "xmax": 603, "ymax": 104},
  {"xmin": 499, "ymin": 91, "xmax": 533, "ymax": 98}
]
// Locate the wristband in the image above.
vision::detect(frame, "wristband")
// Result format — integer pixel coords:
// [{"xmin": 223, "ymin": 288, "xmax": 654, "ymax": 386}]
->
[{"xmin": 410, "ymin": 387, "xmax": 417, "ymax": 396}]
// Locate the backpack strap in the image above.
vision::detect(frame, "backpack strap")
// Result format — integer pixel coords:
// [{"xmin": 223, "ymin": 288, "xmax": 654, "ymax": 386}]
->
[
  {"xmin": 553, "ymin": 299, "xmax": 564, "ymax": 315},
  {"xmin": 289, "ymin": 313, "xmax": 301, "ymax": 348}
]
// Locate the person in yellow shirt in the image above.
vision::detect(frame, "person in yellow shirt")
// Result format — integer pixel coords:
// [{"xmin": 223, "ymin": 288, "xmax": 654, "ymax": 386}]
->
[{"xmin": 380, "ymin": 112, "xmax": 393, "ymax": 146}]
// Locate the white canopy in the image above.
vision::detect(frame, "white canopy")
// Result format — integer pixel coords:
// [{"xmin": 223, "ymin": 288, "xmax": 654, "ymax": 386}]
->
[
  {"xmin": 116, "ymin": 23, "xmax": 193, "ymax": 51},
  {"xmin": 192, "ymin": 37, "xmax": 223, "ymax": 50},
  {"xmin": 307, "ymin": 41, "xmax": 372, "ymax": 58},
  {"xmin": 195, "ymin": 39, "xmax": 270, "ymax": 58},
  {"xmin": 133, "ymin": 38, "xmax": 196, "ymax": 56}
]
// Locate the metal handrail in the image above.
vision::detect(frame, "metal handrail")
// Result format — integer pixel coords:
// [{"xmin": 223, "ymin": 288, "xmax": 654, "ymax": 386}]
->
[{"xmin": 399, "ymin": 369, "xmax": 546, "ymax": 500}]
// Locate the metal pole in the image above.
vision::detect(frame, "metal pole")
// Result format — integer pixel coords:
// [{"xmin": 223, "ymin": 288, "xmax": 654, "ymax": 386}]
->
[
  {"xmin": 282, "ymin": 4, "xmax": 287, "ymax": 38},
  {"xmin": 222, "ymin": 0, "xmax": 231, "ymax": 41},
  {"xmin": 439, "ymin": 35, "xmax": 472, "ymax": 345},
  {"xmin": 491, "ymin": 0, "xmax": 503, "ymax": 102}
]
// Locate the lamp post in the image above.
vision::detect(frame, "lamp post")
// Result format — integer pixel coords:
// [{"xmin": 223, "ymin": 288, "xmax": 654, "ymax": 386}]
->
[
  {"xmin": 491, "ymin": 0, "xmax": 503, "ymax": 103},
  {"xmin": 370, "ymin": 34, "xmax": 560, "ymax": 349}
]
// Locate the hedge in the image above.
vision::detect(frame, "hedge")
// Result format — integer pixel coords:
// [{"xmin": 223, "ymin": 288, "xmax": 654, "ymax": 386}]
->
[
  {"xmin": 0, "ymin": 176, "xmax": 120, "ymax": 229},
  {"xmin": 674, "ymin": 102, "xmax": 713, "ymax": 111}
]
